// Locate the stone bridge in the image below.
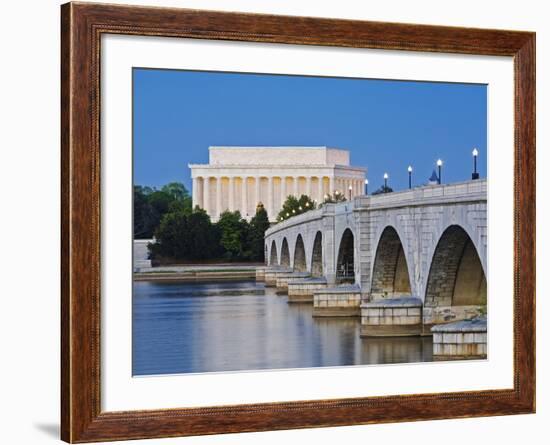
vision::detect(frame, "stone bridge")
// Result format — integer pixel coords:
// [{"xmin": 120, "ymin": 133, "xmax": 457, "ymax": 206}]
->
[{"xmin": 264, "ymin": 179, "xmax": 487, "ymax": 335}]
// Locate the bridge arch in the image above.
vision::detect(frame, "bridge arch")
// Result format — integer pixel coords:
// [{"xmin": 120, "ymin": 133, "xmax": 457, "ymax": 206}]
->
[
  {"xmin": 336, "ymin": 228, "xmax": 355, "ymax": 283},
  {"xmin": 424, "ymin": 225, "xmax": 487, "ymax": 308},
  {"xmin": 269, "ymin": 240, "xmax": 278, "ymax": 266},
  {"xmin": 371, "ymin": 226, "xmax": 412, "ymax": 298},
  {"xmin": 310, "ymin": 231, "xmax": 323, "ymax": 277},
  {"xmin": 293, "ymin": 234, "xmax": 307, "ymax": 272},
  {"xmin": 280, "ymin": 238, "xmax": 290, "ymax": 267}
]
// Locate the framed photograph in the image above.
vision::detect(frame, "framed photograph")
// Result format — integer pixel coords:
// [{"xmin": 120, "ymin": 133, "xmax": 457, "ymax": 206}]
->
[{"xmin": 61, "ymin": 2, "xmax": 535, "ymax": 442}]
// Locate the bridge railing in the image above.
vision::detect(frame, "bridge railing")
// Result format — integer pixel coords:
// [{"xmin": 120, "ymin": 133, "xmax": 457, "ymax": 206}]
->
[
  {"xmin": 266, "ymin": 179, "xmax": 486, "ymax": 237},
  {"xmin": 354, "ymin": 179, "xmax": 487, "ymax": 210},
  {"xmin": 265, "ymin": 207, "xmax": 325, "ymax": 236}
]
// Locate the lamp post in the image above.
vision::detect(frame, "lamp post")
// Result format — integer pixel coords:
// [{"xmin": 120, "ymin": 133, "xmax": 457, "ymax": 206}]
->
[
  {"xmin": 472, "ymin": 148, "xmax": 479, "ymax": 180},
  {"xmin": 436, "ymin": 159, "xmax": 443, "ymax": 185},
  {"xmin": 364, "ymin": 179, "xmax": 369, "ymax": 195},
  {"xmin": 384, "ymin": 172, "xmax": 389, "ymax": 190},
  {"xmin": 348, "ymin": 185, "xmax": 353, "ymax": 200},
  {"xmin": 407, "ymin": 165, "xmax": 413, "ymax": 189}
]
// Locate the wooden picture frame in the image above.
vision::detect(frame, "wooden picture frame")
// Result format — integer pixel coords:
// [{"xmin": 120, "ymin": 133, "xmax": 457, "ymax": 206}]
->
[{"xmin": 61, "ymin": 2, "xmax": 535, "ymax": 442}]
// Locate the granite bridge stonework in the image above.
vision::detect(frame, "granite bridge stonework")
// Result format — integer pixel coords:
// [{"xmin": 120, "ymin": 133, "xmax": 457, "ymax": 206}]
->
[{"xmin": 264, "ymin": 179, "xmax": 487, "ymax": 330}]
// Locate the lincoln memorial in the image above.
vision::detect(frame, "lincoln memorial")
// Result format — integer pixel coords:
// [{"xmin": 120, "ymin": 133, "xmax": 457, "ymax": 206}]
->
[{"xmin": 189, "ymin": 146, "xmax": 367, "ymax": 222}]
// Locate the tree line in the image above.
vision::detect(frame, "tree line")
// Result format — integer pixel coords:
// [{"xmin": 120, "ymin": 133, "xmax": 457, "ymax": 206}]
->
[
  {"xmin": 134, "ymin": 182, "xmax": 269, "ymax": 263},
  {"xmin": 134, "ymin": 181, "xmax": 382, "ymax": 263}
]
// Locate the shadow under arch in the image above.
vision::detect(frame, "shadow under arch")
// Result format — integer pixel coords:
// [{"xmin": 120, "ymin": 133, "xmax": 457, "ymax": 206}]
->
[
  {"xmin": 336, "ymin": 228, "xmax": 355, "ymax": 284},
  {"xmin": 425, "ymin": 224, "xmax": 487, "ymax": 309},
  {"xmin": 310, "ymin": 231, "xmax": 323, "ymax": 277},
  {"xmin": 269, "ymin": 240, "xmax": 278, "ymax": 266},
  {"xmin": 293, "ymin": 234, "xmax": 307, "ymax": 272},
  {"xmin": 280, "ymin": 238, "xmax": 290, "ymax": 267},
  {"xmin": 371, "ymin": 226, "xmax": 412, "ymax": 298}
]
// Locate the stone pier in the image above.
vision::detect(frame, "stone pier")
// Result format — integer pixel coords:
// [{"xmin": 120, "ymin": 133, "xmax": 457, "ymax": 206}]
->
[
  {"xmin": 275, "ymin": 272, "xmax": 311, "ymax": 293},
  {"xmin": 432, "ymin": 317, "xmax": 487, "ymax": 360},
  {"xmin": 313, "ymin": 285, "xmax": 362, "ymax": 317},
  {"xmin": 255, "ymin": 267, "xmax": 266, "ymax": 282},
  {"xmin": 360, "ymin": 297, "xmax": 423, "ymax": 337},
  {"xmin": 264, "ymin": 267, "xmax": 292, "ymax": 287},
  {"xmin": 287, "ymin": 277, "xmax": 328, "ymax": 303}
]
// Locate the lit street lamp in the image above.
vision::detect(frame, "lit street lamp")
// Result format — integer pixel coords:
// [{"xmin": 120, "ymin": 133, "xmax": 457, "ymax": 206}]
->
[
  {"xmin": 364, "ymin": 178, "xmax": 369, "ymax": 195},
  {"xmin": 384, "ymin": 172, "xmax": 389, "ymax": 189},
  {"xmin": 348, "ymin": 185, "xmax": 353, "ymax": 200},
  {"xmin": 436, "ymin": 159, "xmax": 443, "ymax": 184},
  {"xmin": 472, "ymin": 148, "xmax": 479, "ymax": 180},
  {"xmin": 407, "ymin": 165, "xmax": 413, "ymax": 189}
]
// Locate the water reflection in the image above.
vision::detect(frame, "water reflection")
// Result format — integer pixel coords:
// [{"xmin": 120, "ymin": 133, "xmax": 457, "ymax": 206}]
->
[{"xmin": 133, "ymin": 280, "xmax": 432, "ymax": 376}]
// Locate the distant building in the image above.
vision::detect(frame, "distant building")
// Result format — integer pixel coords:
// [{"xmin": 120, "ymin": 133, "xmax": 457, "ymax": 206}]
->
[{"xmin": 189, "ymin": 146, "xmax": 366, "ymax": 222}]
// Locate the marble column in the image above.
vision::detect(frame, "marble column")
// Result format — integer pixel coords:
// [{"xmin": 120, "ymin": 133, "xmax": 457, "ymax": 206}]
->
[
  {"xmin": 306, "ymin": 176, "xmax": 312, "ymax": 198},
  {"xmin": 317, "ymin": 177, "xmax": 323, "ymax": 202},
  {"xmin": 293, "ymin": 176, "xmax": 299, "ymax": 196},
  {"xmin": 254, "ymin": 176, "xmax": 261, "ymax": 211},
  {"xmin": 192, "ymin": 177, "xmax": 198, "ymax": 209},
  {"xmin": 216, "ymin": 176, "xmax": 222, "ymax": 218},
  {"xmin": 229, "ymin": 177, "xmax": 235, "ymax": 211},
  {"xmin": 203, "ymin": 176, "xmax": 210, "ymax": 214},
  {"xmin": 329, "ymin": 176, "xmax": 335, "ymax": 195},
  {"xmin": 242, "ymin": 177, "xmax": 248, "ymax": 217},
  {"xmin": 281, "ymin": 177, "xmax": 287, "ymax": 207},
  {"xmin": 267, "ymin": 176, "xmax": 273, "ymax": 219}
]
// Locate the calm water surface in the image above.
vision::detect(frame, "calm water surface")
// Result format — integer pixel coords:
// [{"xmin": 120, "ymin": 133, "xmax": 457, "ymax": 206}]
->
[{"xmin": 133, "ymin": 280, "xmax": 432, "ymax": 376}]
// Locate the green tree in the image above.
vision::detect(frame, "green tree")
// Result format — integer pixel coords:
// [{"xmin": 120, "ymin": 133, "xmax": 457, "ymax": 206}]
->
[
  {"xmin": 277, "ymin": 195, "xmax": 316, "ymax": 222},
  {"xmin": 186, "ymin": 208, "xmax": 221, "ymax": 260},
  {"xmin": 248, "ymin": 204, "xmax": 270, "ymax": 261},
  {"xmin": 148, "ymin": 190, "xmax": 175, "ymax": 216},
  {"xmin": 321, "ymin": 191, "xmax": 347, "ymax": 205},
  {"xmin": 161, "ymin": 182, "xmax": 189, "ymax": 201},
  {"xmin": 216, "ymin": 210, "xmax": 249, "ymax": 260},
  {"xmin": 162, "ymin": 182, "xmax": 193, "ymax": 213},
  {"xmin": 133, "ymin": 185, "xmax": 159, "ymax": 239},
  {"xmin": 371, "ymin": 185, "xmax": 393, "ymax": 195},
  {"xmin": 150, "ymin": 210, "xmax": 189, "ymax": 258},
  {"xmin": 150, "ymin": 207, "xmax": 221, "ymax": 261},
  {"xmin": 134, "ymin": 182, "xmax": 193, "ymax": 239}
]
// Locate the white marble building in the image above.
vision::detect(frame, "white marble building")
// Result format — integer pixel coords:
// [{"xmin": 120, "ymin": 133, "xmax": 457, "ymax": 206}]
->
[{"xmin": 189, "ymin": 147, "xmax": 366, "ymax": 222}]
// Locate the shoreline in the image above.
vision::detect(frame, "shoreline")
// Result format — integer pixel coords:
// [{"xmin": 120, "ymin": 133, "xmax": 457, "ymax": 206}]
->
[{"xmin": 134, "ymin": 264, "xmax": 262, "ymax": 282}]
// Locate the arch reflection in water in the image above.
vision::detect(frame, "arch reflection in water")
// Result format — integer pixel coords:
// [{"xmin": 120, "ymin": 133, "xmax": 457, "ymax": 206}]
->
[{"xmin": 133, "ymin": 280, "xmax": 432, "ymax": 376}]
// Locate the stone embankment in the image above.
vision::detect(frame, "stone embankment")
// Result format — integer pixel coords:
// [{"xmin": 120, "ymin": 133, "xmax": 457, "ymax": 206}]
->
[{"xmin": 134, "ymin": 264, "xmax": 258, "ymax": 282}]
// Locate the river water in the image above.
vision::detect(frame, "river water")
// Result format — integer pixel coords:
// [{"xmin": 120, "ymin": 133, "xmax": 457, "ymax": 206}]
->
[{"xmin": 133, "ymin": 280, "xmax": 432, "ymax": 376}]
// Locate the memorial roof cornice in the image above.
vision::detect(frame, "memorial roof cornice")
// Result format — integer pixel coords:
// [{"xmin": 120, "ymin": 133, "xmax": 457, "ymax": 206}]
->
[{"xmin": 188, "ymin": 163, "xmax": 366, "ymax": 171}]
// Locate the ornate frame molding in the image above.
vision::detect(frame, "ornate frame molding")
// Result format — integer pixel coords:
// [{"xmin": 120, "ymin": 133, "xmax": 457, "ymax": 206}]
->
[{"xmin": 61, "ymin": 2, "xmax": 535, "ymax": 442}]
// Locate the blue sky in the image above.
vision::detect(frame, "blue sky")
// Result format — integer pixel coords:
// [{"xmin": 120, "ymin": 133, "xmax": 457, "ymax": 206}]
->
[{"xmin": 133, "ymin": 68, "xmax": 486, "ymax": 193}]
